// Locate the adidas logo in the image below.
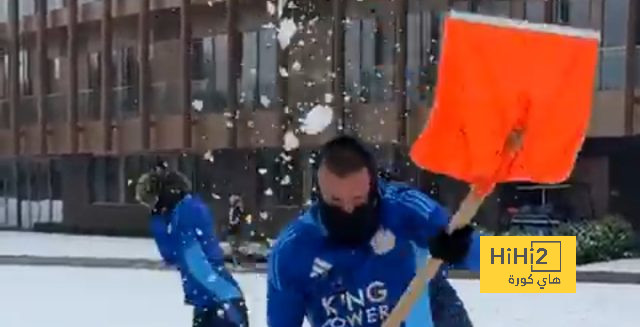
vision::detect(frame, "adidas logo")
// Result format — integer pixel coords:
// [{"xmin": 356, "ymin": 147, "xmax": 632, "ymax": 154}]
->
[{"xmin": 309, "ymin": 258, "xmax": 332, "ymax": 278}]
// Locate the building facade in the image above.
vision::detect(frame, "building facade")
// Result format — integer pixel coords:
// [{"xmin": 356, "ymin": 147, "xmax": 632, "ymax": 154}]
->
[{"xmin": 0, "ymin": 0, "xmax": 638, "ymax": 237}]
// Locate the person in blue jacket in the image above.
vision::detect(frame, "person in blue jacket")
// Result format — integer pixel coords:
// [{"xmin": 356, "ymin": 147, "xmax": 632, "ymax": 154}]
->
[
  {"xmin": 267, "ymin": 135, "xmax": 480, "ymax": 327},
  {"xmin": 136, "ymin": 164, "xmax": 249, "ymax": 327}
]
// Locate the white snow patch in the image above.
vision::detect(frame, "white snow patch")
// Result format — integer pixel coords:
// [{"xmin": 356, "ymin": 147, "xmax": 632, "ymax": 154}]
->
[
  {"xmin": 292, "ymin": 60, "xmax": 302, "ymax": 71},
  {"xmin": 192, "ymin": 99, "xmax": 204, "ymax": 112},
  {"xmin": 280, "ymin": 175, "xmax": 291, "ymax": 186},
  {"xmin": 300, "ymin": 104, "xmax": 333, "ymax": 135},
  {"xmin": 1, "ymin": 266, "xmax": 638, "ymax": 327},
  {"xmin": 283, "ymin": 130, "xmax": 300, "ymax": 151},
  {"xmin": 203, "ymin": 150, "xmax": 214, "ymax": 163},
  {"xmin": 279, "ymin": 67, "xmax": 289, "ymax": 77},
  {"xmin": 264, "ymin": 188, "xmax": 274, "ymax": 196},
  {"xmin": 266, "ymin": 1, "xmax": 276, "ymax": 16},
  {"xmin": 260, "ymin": 95, "xmax": 271, "ymax": 108},
  {"xmin": 324, "ymin": 93, "xmax": 334, "ymax": 103},
  {"xmin": 258, "ymin": 168, "xmax": 268, "ymax": 175},
  {"xmin": 277, "ymin": 18, "xmax": 298, "ymax": 49}
]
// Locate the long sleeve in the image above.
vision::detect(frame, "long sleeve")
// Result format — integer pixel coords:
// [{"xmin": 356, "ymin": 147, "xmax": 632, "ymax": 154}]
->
[
  {"xmin": 398, "ymin": 189, "xmax": 481, "ymax": 272},
  {"xmin": 267, "ymin": 231, "xmax": 306, "ymax": 327},
  {"xmin": 149, "ymin": 215, "xmax": 177, "ymax": 265},
  {"xmin": 176, "ymin": 198, "xmax": 243, "ymax": 302}
]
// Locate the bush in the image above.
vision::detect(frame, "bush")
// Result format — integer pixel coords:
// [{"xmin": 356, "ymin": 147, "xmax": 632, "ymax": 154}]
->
[{"xmin": 555, "ymin": 215, "xmax": 637, "ymax": 265}]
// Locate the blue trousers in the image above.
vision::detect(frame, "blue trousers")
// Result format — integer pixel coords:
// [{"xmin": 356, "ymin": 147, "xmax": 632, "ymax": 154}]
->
[
  {"xmin": 428, "ymin": 270, "xmax": 473, "ymax": 327},
  {"xmin": 192, "ymin": 298, "xmax": 249, "ymax": 327}
]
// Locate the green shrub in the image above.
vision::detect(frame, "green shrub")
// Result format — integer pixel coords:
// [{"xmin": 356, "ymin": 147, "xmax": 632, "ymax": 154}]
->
[{"xmin": 555, "ymin": 215, "xmax": 637, "ymax": 265}]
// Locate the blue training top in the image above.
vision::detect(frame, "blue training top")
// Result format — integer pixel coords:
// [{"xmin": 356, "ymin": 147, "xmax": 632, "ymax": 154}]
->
[{"xmin": 149, "ymin": 194, "xmax": 244, "ymax": 308}]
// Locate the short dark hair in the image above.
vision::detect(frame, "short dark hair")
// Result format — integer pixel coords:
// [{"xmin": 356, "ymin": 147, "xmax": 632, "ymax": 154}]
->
[{"xmin": 318, "ymin": 135, "xmax": 376, "ymax": 178}]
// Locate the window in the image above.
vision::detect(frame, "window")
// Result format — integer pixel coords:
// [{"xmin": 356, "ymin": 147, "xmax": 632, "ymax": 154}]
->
[
  {"xmin": 554, "ymin": 0, "xmax": 570, "ymax": 25},
  {"xmin": 567, "ymin": 0, "xmax": 590, "ymax": 28},
  {"xmin": 0, "ymin": 50, "xmax": 7, "ymax": 98},
  {"xmin": 19, "ymin": 49, "xmax": 33, "ymax": 95},
  {"xmin": 525, "ymin": 0, "xmax": 546, "ymax": 23},
  {"xmin": 87, "ymin": 52, "xmax": 101, "ymax": 90},
  {"xmin": 90, "ymin": 157, "xmax": 120, "ymax": 203},
  {"xmin": 241, "ymin": 31, "xmax": 258, "ymax": 108},
  {"xmin": 451, "ymin": 0, "xmax": 471, "ymax": 12},
  {"xmin": 477, "ymin": 0, "xmax": 511, "ymax": 17},
  {"xmin": 213, "ymin": 34, "xmax": 228, "ymax": 110},
  {"xmin": 256, "ymin": 149, "xmax": 302, "ymax": 207},
  {"xmin": 344, "ymin": 17, "xmax": 394, "ymax": 104},
  {"xmin": 407, "ymin": 10, "xmax": 440, "ymax": 109},
  {"xmin": 258, "ymin": 27, "xmax": 277, "ymax": 109},
  {"xmin": 603, "ymin": 0, "xmax": 628, "ymax": 47},
  {"xmin": 113, "ymin": 47, "xmax": 138, "ymax": 117},
  {"xmin": 241, "ymin": 27, "xmax": 278, "ymax": 110},
  {"xmin": 46, "ymin": 57, "xmax": 61, "ymax": 94}
]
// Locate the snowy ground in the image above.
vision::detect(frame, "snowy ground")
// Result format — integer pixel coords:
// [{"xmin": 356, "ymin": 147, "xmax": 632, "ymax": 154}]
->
[
  {"xmin": 0, "ymin": 265, "xmax": 638, "ymax": 327},
  {"xmin": 2, "ymin": 231, "xmax": 639, "ymax": 274},
  {"xmin": 0, "ymin": 231, "xmax": 268, "ymax": 259}
]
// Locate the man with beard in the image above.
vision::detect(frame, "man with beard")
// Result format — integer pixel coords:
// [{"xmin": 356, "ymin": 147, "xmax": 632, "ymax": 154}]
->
[{"xmin": 267, "ymin": 135, "xmax": 480, "ymax": 327}]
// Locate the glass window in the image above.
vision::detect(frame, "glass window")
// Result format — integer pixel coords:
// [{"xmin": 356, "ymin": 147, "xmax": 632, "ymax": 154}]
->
[
  {"xmin": 213, "ymin": 34, "xmax": 228, "ymax": 110},
  {"xmin": 477, "ymin": 0, "xmax": 511, "ymax": 17},
  {"xmin": 568, "ymin": 0, "xmax": 590, "ymax": 28},
  {"xmin": 47, "ymin": 0, "xmax": 64, "ymax": 11},
  {"xmin": 0, "ymin": 0, "xmax": 7, "ymax": 22},
  {"xmin": 240, "ymin": 31, "xmax": 258, "ymax": 108},
  {"xmin": 451, "ymin": 0, "xmax": 471, "ymax": 12},
  {"xmin": 19, "ymin": 49, "xmax": 33, "ymax": 96},
  {"xmin": 345, "ymin": 18, "xmax": 362, "ymax": 101},
  {"xmin": 525, "ymin": 0, "xmax": 546, "ymax": 23},
  {"xmin": 19, "ymin": 0, "xmax": 34, "ymax": 17},
  {"xmin": 258, "ymin": 27, "xmax": 277, "ymax": 109},
  {"xmin": 602, "ymin": 0, "xmax": 628, "ymax": 47},
  {"xmin": 91, "ymin": 157, "xmax": 120, "ymax": 203},
  {"xmin": 407, "ymin": 10, "xmax": 440, "ymax": 109}
]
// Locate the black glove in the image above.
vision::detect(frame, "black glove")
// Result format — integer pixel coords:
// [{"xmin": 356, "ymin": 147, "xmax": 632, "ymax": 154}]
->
[{"xmin": 427, "ymin": 225, "xmax": 474, "ymax": 264}]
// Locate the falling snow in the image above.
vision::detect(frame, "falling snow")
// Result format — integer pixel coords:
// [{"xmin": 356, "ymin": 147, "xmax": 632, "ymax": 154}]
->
[
  {"xmin": 192, "ymin": 99, "xmax": 204, "ymax": 112},
  {"xmin": 279, "ymin": 67, "xmax": 289, "ymax": 77},
  {"xmin": 283, "ymin": 130, "xmax": 300, "ymax": 151},
  {"xmin": 264, "ymin": 188, "xmax": 274, "ymax": 196},
  {"xmin": 292, "ymin": 60, "xmax": 302, "ymax": 71},
  {"xmin": 203, "ymin": 150, "xmax": 214, "ymax": 163},
  {"xmin": 324, "ymin": 93, "xmax": 334, "ymax": 103},
  {"xmin": 280, "ymin": 175, "xmax": 291, "ymax": 185},
  {"xmin": 300, "ymin": 104, "xmax": 333, "ymax": 135},
  {"xmin": 266, "ymin": 1, "xmax": 276, "ymax": 16},
  {"xmin": 277, "ymin": 18, "xmax": 297, "ymax": 49},
  {"xmin": 260, "ymin": 95, "xmax": 271, "ymax": 108},
  {"xmin": 258, "ymin": 168, "xmax": 268, "ymax": 175}
]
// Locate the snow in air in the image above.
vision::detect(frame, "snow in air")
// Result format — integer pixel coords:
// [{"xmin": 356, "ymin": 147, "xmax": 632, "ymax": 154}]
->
[
  {"xmin": 203, "ymin": 150, "xmax": 214, "ymax": 163},
  {"xmin": 277, "ymin": 18, "xmax": 298, "ymax": 49},
  {"xmin": 283, "ymin": 130, "xmax": 300, "ymax": 151},
  {"xmin": 260, "ymin": 95, "xmax": 271, "ymax": 108},
  {"xmin": 300, "ymin": 104, "xmax": 333, "ymax": 135},
  {"xmin": 192, "ymin": 99, "xmax": 204, "ymax": 112}
]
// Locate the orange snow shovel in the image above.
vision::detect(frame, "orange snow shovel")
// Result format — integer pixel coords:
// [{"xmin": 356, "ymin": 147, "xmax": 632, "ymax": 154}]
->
[{"xmin": 382, "ymin": 11, "xmax": 600, "ymax": 327}]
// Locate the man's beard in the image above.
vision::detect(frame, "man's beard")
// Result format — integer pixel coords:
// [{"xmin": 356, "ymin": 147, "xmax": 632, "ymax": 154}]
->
[{"xmin": 318, "ymin": 192, "xmax": 381, "ymax": 248}]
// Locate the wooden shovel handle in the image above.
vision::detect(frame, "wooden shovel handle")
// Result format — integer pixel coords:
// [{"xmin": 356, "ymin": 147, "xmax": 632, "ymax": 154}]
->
[
  {"xmin": 382, "ymin": 129, "xmax": 525, "ymax": 327},
  {"xmin": 381, "ymin": 191, "xmax": 485, "ymax": 327}
]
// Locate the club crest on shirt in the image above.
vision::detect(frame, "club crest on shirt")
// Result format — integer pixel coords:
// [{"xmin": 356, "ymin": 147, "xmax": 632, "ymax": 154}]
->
[{"xmin": 370, "ymin": 228, "xmax": 396, "ymax": 255}]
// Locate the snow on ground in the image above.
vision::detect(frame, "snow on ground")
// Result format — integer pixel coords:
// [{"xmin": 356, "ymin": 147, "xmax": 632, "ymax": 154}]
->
[
  {"xmin": 577, "ymin": 258, "xmax": 640, "ymax": 274},
  {"xmin": 0, "ymin": 265, "xmax": 638, "ymax": 327},
  {"xmin": 0, "ymin": 231, "xmax": 268, "ymax": 259}
]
